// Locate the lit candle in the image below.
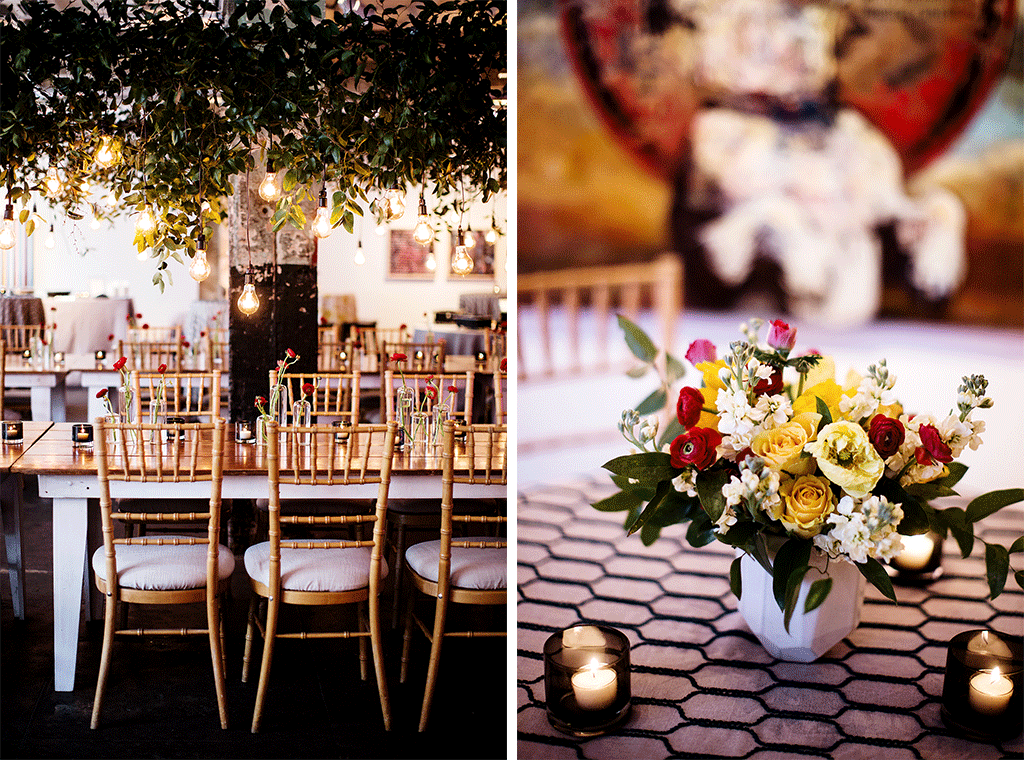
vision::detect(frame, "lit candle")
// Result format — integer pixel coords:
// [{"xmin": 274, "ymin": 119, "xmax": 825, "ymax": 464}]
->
[
  {"xmin": 236, "ymin": 422, "xmax": 253, "ymax": 441},
  {"xmin": 72, "ymin": 423, "xmax": 94, "ymax": 448},
  {"xmin": 895, "ymin": 534, "xmax": 935, "ymax": 571},
  {"xmin": 969, "ymin": 667, "xmax": 1013, "ymax": 716},
  {"xmin": 2, "ymin": 421, "xmax": 23, "ymax": 443},
  {"xmin": 475, "ymin": 350, "xmax": 487, "ymax": 363},
  {"xmin": 94, "ymin": 349, "xmax": 106, "ymax": 361},
  {"xmin": 571, "ymin": 658, "xmax": 617, "ymax": 711}
]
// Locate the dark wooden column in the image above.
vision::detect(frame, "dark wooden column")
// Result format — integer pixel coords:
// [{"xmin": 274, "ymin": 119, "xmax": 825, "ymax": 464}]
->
[{"xmin": 228, "ymin": 176, "xmax": 317, "ymax": 422}]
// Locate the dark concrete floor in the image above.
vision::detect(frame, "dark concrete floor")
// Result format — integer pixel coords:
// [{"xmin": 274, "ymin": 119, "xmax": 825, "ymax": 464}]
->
[{"xmin": 1, "ymin": 476, "xmax": 507, "ymax": 759}]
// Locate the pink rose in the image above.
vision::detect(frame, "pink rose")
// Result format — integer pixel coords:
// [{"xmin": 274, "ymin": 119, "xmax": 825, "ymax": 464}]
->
[
  {"xmin": 676, "ymin": 386, "xmax": 704, "ymax": 429},
  {"xmin": 669, "ymin": 427, "xmax": 722, "ymax": 470},
  {"xmin": 918, "ymin": 424, "xmax": 952, "ymax": 464},
  {"xmin": 868, "ymin": 414, "xmax": 904, "ymax": 458},
  {"xmin": 766, "ymin": 319, "xmax": 797, "ymax": 352},
  {"xmin": 685, "ymin": 339, "xmax": 716, "ymax": 366}
]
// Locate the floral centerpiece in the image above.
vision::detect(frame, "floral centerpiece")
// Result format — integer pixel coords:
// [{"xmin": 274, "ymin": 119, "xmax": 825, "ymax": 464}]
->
[
  {"xmin": 598, "ymin": 316, "xmax": 1023, "ymax": 636},
  {"xmin": 254, "ymin": 348, "xmax": 299, "ymax": 443}
]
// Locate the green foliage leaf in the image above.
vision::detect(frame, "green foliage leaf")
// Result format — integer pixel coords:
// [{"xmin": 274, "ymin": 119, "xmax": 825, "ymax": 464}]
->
[
  {"xmin": 657, "ymin": 416, "xmax": 684, "ymax": 450},
  {"xmin": 603, "ymin": 452, "xmax": 677, "ymax": 485},
  {"xmin": 617, "ymin": 314, "xmax": 658, "ymax": 364},
  {"xmin": 783, "ymin": 565, "xmax": 811, "ymax": 632},
  {"xmin": 857, "ymin": 557, "xmax": 897, "ymax": 603},
  {"xmin": 936, "ymin": 507, "xmax": 974, "ymax": 557},
  {"xmin": 592, "ymin": 490, "xmax": 644, "ymax": 513},
  {"xmin": 636, "ymin": 388, "xmax": 667, "ymax": 417},
  {"xmin": 966, "ymin": 489, "xmax": 1024, "ymax": 524},
  {"xmin": 685, "ymin": 511, "xmax": 716, "ymax": 548},
  {"xmin": 625, "ymin": 480, "xmax": 671, "ymax": 536},
  {"xmin": 1011, "ymin": 537, "xmax": 1024, "ymax": 554},
  {"xmin": 712, "ymin": 521, "xmax": 760, "ymax": 548},
  {"xmin": 815, "ymin": 396, "xmax": 832, "ymax": 429},
  {"xmin": 805, "ymin": 578, "xmax": 833, "ymax": 614},
  {"xmin": 985, "ymin": 542, "xmax": 1010, "ymax": 599},
  {"xmin": 730, "ymin": 556, "xmax": 743, "ymax": 600},
  {"xmin": 665, "ymin": 352, "xmax": 686, "ymax": 383},
  {"xmin": 626, "ymin": 364, "xmax": 649, "ymax": 379},
  {"xmin": 695, "ymin": 469, "xmax": 731, "ymax": 524},
  {"xmin": 1016, "ymin": 570, "xmax": 1024, "ymax": 590},
  {"xmin": 772, "ymin": 538, "xmax": 811, "ymax": 612}
]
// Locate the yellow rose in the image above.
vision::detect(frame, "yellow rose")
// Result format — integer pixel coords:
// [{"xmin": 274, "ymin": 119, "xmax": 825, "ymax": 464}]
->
[
  {"xmin": 750, "ymin": 412, "xmax": 821, "ymax": 475},
  {"xmin": 792, "ymin": 379, "xmax": 844, "ymax": 421},
  {"xmin": 805, "ymin": 420, "xmax": 884, "ymax": 498},
  {"xmin": 778, "ymin": 475, "xmax": 836, "ymax": 538},
  {"xmin": 695, "ymin": 360, "xmax": 727, "ymax": 431}
]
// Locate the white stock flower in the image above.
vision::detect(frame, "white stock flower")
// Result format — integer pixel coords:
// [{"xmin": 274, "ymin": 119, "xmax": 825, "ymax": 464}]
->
[
  {"xmin": 813, "ymin": 495, "xmax": 904, "ymax": 563},
  {"xmin": 715, "ymin": 505, "xmax": 738, "ymax": 534},
  {"xmin": 756, "ymin": 393, "xmax": 792, "ymax": 428}
]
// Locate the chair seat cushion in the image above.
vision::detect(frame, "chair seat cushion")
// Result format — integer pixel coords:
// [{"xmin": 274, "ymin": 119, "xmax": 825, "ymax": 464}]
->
[
  {"xmin": 244, "ymin": 541, "xmax": 388, "ymax": 593},
  {"xmin": 92, "ymin": 537, "xmax": 235, "ymax": 591},
  {"xmin": 405, "ymin": 540, "xmax": 506, "ymax": 590}
]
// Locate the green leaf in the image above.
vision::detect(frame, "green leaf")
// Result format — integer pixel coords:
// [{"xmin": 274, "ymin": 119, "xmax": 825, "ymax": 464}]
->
[
  {"xmin": 695, "ymin": 469, "xmax": 731, "ymax": 524},
  {"xmin": 617, "ymin": 314, "xmax": 658, "ymax": 364},
  {"xmin": 937, "ymin": 507, "xmax": 974, "ymax": 557},
  {"xmin": 665, "ymin": 352, "xmax": 686, "ymax": 383},
  {"xmin": 602, "ymin": 452, "xmax": 677, "ymax": 485},
  {"xmin": 805, "ymin": 578, "xmax": 833, "ymax": 613},
  {"xmin": 933, "ymin": 462, "xmax": 968, "ymax": 489},
  {"xmin": 592, "ymin": 490, "xmax": 644, "ymax": 513},
  {"xmin": 625, "ymin": 365, "xmax": 649, "ymax": 379},
  {"xmin": 966, "ymin": 489, "xmax": 1024, "ymax": 524},
  {"xmin": 625, "ymin": 480, "xmax": 671, "ymax": 536},
  {"xmin": 874, "ymin": 477, "xmax": 931, "ymax": 535},
  {"xmin": 1016, "ymin": 570, "xmax": 1024, "ymax": 590},
  {"xmin": 636, "ymin": 388, "xmax": 667, "ymax": 417},
  {"xmin": 904, "ymin": 482, "xmax": 960, "ymax": 501},
  {"xmin": 713, "ymin": 520, "xmax": 760, "ymax": 549},
  {"xmin": 857, "ymin": 557, "xmax": 897, "ymax": 603},
  {"xmin": 985, "ymin": 542, "xmax": 1010, "ymax": 599},
  {"xmin": 657, "ymin": 416, "xmax": 684, "ymax": 450},
  {"xmin": 783, "ymin": 565, "xmax": 811, "ymax": 632},
  {"xmin": 1011, "ymin": 537, "xmax": 1024, "ymax": 554},
  {"xmin": 685, "ymin": 512, "xmax": 716, "ymax": 548},
  {"xmin": 814, "ymin": 396, "xmax": 832, "ymax": 429},
  {"xmin": 729, "ymin": 556, "xmax": 743, "ymax": 600},
  {"xmin": 772, "ymin": 538, "xmax": 811, "ymax": 612}
]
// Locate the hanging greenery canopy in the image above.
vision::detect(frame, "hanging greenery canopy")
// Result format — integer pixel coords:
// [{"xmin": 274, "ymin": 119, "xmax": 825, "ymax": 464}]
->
[{"xmin": 0, "ymin": 0, "xmax": 506, "ymax": 288}]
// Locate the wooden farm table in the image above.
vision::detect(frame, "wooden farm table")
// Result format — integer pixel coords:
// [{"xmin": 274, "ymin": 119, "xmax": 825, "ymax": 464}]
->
[
  {"xmin": 13, "ymin": 423, "xmax": 506, "ymax": 692},
  {"xmin": 3, "ymin": 360, "xmax": 69, "ymax": 422}
]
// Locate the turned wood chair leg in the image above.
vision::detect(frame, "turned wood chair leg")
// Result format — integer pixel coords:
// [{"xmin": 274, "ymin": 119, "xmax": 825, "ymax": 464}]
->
[
  {"xmin": 250, "ymin": 594, "xmax": 279, "ymax": 733},
  {"xmin": 241, "ymin": 595, "xmax": 258, "ymax": 684},
  {"xmin": 419, "ymin": 591, "xmax": 450, "ymax": 732},
  {"xmin": 358, "ymin": 601, "xmax": 369, "ymax": 682},
  {"xmin": 207, "ymin": 593, "xmax": 229, "ymax": 729},
  {"xmin": 90, "ymin": 588, "xmax": 118, "ymax": 730},
  {"xmin": 399, "ymin": 581, "xmax": 417, "ymax": 684},
  {"xmin": 369, "ymin": 588, "xmax": 391, "ymax": 731}
]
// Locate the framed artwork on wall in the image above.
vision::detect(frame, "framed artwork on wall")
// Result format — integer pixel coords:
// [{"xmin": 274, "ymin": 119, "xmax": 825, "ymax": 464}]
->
[
  {"xmin": 387, "ymin": 229, "xmax": 436, "ymax": 280},
  {"xmin": 448, "ymin": 230, "xmax": 495, "ymax": 280}
]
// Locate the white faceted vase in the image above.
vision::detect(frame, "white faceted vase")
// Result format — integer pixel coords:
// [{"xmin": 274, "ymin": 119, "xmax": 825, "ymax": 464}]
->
[{"xmin": 736, "ymin": 548, "xmax": 865, "ymax": 662}]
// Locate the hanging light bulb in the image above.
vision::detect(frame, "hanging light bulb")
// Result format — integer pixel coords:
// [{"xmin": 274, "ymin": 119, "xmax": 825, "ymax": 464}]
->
[
  {"xmin": 94, "ymin": 136, "xmax": 120, "ymax": 169},
  {"xmin": 44, "ymin": 168, "xmax": 61, "ymax": 196},
  {"xmin": 79, "ymin": 178, "xmax": 91, "ymax": 194},
  {"xmin": 44, "ymin": 223, "xmax": 56, "ymax": 249},
  {"xmin": 425, "ymin": 251, "xmax": 436, "ymax": 271},
  {"xmin": 375, "ymin": 223, "xmax": 386, "ymax": 236},
  {"xmin": 237, "ymin": 270, "xmax": 260, "ymax": 315},
  {"xmin": 90, "ymin": 204, "xmax": 102, "ymax": 229},
  {"xmin": 384, "ymin": 187, "xmax": 405, "ymax": 221},
  {"xmin": 258, "ymin": 167, "xmax": 280, "ymax": 202},
  {"xmin": 465, "ymin": 222, "xmax": 477, "ymax": 249},
  {"xmin": 485, "ymin": 223, "xmax": 498, "ymax": 244},
  {"xmin": 0, "ymin": 201, "xmax": 16, "ymax": 251},
  {"xmin": 413, "ymin": 193, "xmax": 433, "ymax": 245},
  {"xmin": 134, "ymin": 203, "xmax": 157, "ymax": 234},
  {"xmin": 312, "ymin": 185, "xmax": 333, "ymax": 239},
  {"xmin": 354, "ymin": 240, "xmax": 366, "ymax": 266},
  {"xmin": 189, "ymin": 233, "xmax": 211, "ymax": 282},
  {"xmin": 451, "ymin": 226, "xmax": 474, "ymax": 276}
]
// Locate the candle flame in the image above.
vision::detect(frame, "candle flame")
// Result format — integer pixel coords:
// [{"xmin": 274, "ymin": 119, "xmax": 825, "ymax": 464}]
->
[
  {"xmin": 990, "ymin": 666, "xmax": 1001, "ymax": 684},
  {"xmin": 584, "ymin": 657, "xmax": 601, "ymax": 673}
]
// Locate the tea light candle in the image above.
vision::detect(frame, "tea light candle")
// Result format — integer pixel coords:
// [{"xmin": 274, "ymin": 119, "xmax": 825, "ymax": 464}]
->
[
  {"xmin": 331, "ymin": 419, "xmax": 351, "ymax": 442},
  {"xmin": 53, "ymin": 351, "xmax": 65, "ymax": 365},
  {"xmin": 895, "ymin": 534, "xmax": 935, "ymax": 571},
  {"xmin": 2, "ymin": 421, "xmax": 23, "ymax": 443},
  {"xmin": 21, "ymin": 349, "xmax": 31, "ymax": 360},
  {"xmin": 475, "ymin": 350, "xmax": 487, "ymax": 363},
  {"xmin": 969, "ymin": 667, "xmax": 1013, "ymax": 716},
  {"xmin": 572, "ymin": 659, "xmax": 617, "ymax": 711},
  {"xmin": 563, "ymin": 625, "xmax": 607, "ymax": 649},
  {"xmin": 94, "ymin": 349, "xmax": 106, "ymax": 361},
  {"xmin": 72, "ymin": 423, "xmax": 94, "ymax": 448},
  {"xmin": 235, "ymin": 420, "xmax": 255, "ymax": 444},
  {"xmin": 166, "ymin": 416, "xmax": 186, "ymax": 441}
]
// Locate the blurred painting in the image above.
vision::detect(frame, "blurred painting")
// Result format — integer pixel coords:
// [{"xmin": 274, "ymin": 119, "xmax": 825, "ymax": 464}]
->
[
  {"xmin": 449, "ymin": 230, "xmax": 496, "ymax": 279},
  {"xmin": 388, "ymin": 229, "xmax": 435, "ymax": 280}
]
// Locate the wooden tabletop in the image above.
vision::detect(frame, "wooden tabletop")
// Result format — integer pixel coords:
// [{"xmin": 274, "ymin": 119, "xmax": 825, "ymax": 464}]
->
[
  {"xmin": 0, "ymin": 421, "xmax": 54, "ymax": 470},
  {"xmin": 12, "ymin": 423, "xmax": 507, "ymax": 478}
]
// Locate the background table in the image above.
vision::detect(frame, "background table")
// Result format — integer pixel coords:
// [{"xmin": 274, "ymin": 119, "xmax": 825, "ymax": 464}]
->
[
  {"xmin": 517, "ymin": 477, "xmax": 1023, "ymax": 759},
  {"xmin": 459, "ymin": 292, "xmax": 505, "ymax": 319},
  {"xmin": 43, "ymin": 296, "xmax": 134, "ymax": 354},
  {"xmin": 1, "ymin": 294, "xmax": 44, "ymax": 326},
  {"xmin": 414, "ymin": 326, "xmax": 488, "ymax": 356}
]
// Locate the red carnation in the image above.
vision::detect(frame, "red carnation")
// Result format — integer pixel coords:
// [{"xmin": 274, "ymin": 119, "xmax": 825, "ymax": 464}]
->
[
  {"xmin": 669, "ymin": 427, "xmax": 722, "ymax": 471},
  {"xmin": 112, "ymin": 357, "xmax": 127, "ymax": 371},
  {"xmin": 676, "ymin": 386, "xmax": 704, "ymax": 429},
  {"xmin": 868, "ymin": 414, "xmax": 904, "ymax": 458},
  {"xmin": 286, "ymin": 348, "xmax": 296, "ymax": 358},
  {"xmin": 918, "ymin": 424, "xmax": 953, "ymax": 464},
  {"xmin": 391, "ymin": 353, "xmax": 407, "ymax": 362},
  {"xmin": 96, "ymin": 388, "xmax": 108, "ymax": 399},
  {"xmin": 302, "ymin": 383, "xmax": 314, "ymax": 395},
  {"xmin": 107, "ymin": 333, "xmax": 115, "ymax": 341},
  {"xmin": 157, "ymin": 363, "xmax": 167, "ymax": 374}
]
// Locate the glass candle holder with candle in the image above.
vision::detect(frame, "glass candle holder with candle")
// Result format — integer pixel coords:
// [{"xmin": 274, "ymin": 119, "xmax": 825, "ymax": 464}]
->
[
  {"xmin": 165, "ymin": 416, "xmax": 187, "ymax": 442},
  {"xmin": 887, "ymin": 531, "xmax": 943, "ymax": 585},
  {"xmin": 331, "ymin": 419, "xmax": 351, "ymax": 443},
  {"xmin": 941, "ymin": 629, "xmax": 1022, "ymax": 740},
  {"xmin": 2, "ymin": 420, "xmax": 24, "ymax": 444},
  {"xmin": 544, "ymin": 625, "xmax": 631, "ymax": 737},
  {"xmin": 235, "ymin": 419, "xmax": 256, "ymax": 445},
  {"xmin": 72, "ymin": 423, "xmax": 94, "ymax": 448}
]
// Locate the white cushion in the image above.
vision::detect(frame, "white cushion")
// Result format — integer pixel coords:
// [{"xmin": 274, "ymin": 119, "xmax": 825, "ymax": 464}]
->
[
  {"xmin": 405, "ymin": 540, "xmax": 506, "ymax": 590},
  {"xmin": 92, "ymin": 537, "xmax": 235, "ymax": 591},
  {"xmin": 244, "ymin": 541, "xmax": 388, "ymax": 593}
]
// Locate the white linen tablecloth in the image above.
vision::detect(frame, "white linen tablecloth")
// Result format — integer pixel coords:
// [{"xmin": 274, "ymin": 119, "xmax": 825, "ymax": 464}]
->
[{"xmin": 42, "ymin": 296, "xmax": 134, "ymax": 354}]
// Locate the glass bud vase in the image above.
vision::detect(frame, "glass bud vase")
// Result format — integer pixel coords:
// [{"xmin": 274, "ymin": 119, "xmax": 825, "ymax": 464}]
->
[
  {"xmin": 431, "ymin": 403, "xmax": 450, "ymax": 447},
  {"xmin": 292, "ymin": 399, "xmax": 312, "ymax": 446},
  {"xmin": 396, "ymin": 385, "xmax": 415, "ymax": 450},
  {"xmin": 148, "ymin": 398, "xmax": 165, "ymax": 443},
  {"xmin": 256, "ymin": 414, "xmax": 272, "ymax": 447},
  {"xmin": 410, "ymin": 410, "xmax": 429, "ymax": 453}
]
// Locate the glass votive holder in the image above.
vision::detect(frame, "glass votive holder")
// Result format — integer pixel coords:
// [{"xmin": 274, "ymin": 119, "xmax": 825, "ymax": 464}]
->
[
  {"xmin": 887, "ymin": 531, "xmax": 943, "ymax": 584},
  {"xmin": 2, "ymin": 420, "xmax": 24, "ymax": 444},
  {"xmin": 72, "ymin": 423, "xmax": 94, "ymax": 448},
  {"xmin": 94, "ymin": 349, "xmax": 106, "ymax": 361},
  {"xmin": 474, "ymin": 350, "xmax": 487, "ymax": 365},
  {"xmin": 165, "ymin": 416, "xmax": 187, "ymax": 441},
  {"xmin": 53, "ymin": 351, "xmax": 65, "ymax": 366},
  {"xmin": 21, "ymin": 349, "xmax": 31, "ymax": 361},
  {"xmin": 544, "ymin": 625, "xmax": 631, "ymax": 737},
  {"xmin": 331, "ymin": 419, "xmax": 352, "ymax": 443},
  {"xmin": 235, "ymin": 419, "xmax": 256, "ymax": 444},
  {"xmin": 941, "ymin": 629, "xmax": 1022, "ymax": 741}
]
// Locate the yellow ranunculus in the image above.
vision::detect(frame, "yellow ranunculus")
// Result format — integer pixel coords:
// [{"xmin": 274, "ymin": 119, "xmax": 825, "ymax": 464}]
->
[
  {"xmin": 750, "ymin": 412, "xmax": 821, "ymax": 475},
  {"xmin": 695, "ymin": 359, "xmax": 727, "ymax": 431},
  {"xmin": 801, "ymin": 354, "xmax": 835, "ymax": 390},
  {"xmin": 792, "ymin": 379, "xmax": 849, "ymax": 422},
  {"xmin": 778, "ymin": 475, "xmax": 836, "ymax": 538},
  {"xmin": 805, "ymin": 420, "xmax": 884, "ymax": 498}
]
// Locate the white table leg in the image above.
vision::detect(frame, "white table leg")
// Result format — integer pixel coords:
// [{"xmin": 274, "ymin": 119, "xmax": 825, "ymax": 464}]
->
[
  {"xmin": 52, "ymin": 496, "xmax": 88, "ymax": 692},
  {"xmin": 30, "ymin": 385, "xmax": 67, "ymax": 423},
  {"xmin": 0, "ymin": 472, "xmax": 26, "ymax": 620}
]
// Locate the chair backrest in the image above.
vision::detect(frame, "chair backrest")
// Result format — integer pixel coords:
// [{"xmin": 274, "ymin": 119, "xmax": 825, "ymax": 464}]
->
[
  {"xmin": 383, "ymin": 369, "xmax": 475, "ymax": 426},
  {"xmin": 128, "ymin": 326, "xmax": 181, "ymax": 344},
  {"xmin": 317, "ymin": 326, "xmax": 348, "ymax": 371},
  {"xmin": 1, "ymin": 324, "xmax": 43, "ymax": 353},
  {"xmin": 485, "ymin": 327, "xmax": 506, "ymax": 365},
  {"xmin": 271, "ymin": 371, "xmax": 362, "ymax": 424},
  {"xmin": 264, "ymin": 420, "xmax": 397, "ymax": 600},
  {"xmin": 516, "ymin": 252, "xmax": 682, "ymax": 380},
  {"xmin": 204, "ymin": 328, "xmax": 229, "ymax": 371},
  {"xmin": 131, "ymin": 370, "xmax": 221, "ymax": 421},
  {"xmin": 356, "ymin": 326, "xmax": 410, "ymax": 357},
  {"xmin": 492, "ymin": 368, "xmax": 506, "ymax": 424},
  {"xmin": 381, "ymin": 341, "xmax": 446, "ymax": 375},
  {"xmin": 119, "ymin": 339, "xmax": 182, "ymax": 370},
  {"xmin": 94, "ymin": 417, "xmax": 227, "ymax": 592}
]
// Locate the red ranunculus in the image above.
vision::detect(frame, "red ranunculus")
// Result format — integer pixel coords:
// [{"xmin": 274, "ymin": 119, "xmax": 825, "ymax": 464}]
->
[
  {"xmin": 107, "ymin": 333, "xmax": 115, "ymax": 341},
  {"xmin": 96, "ymin": 388, "xmax": 108, "ymax": 399},
  {"xmin": 199, "ymin": 330, "xmax": 206, "ymax": 338},
  {"xmin": 685, "ymin": 339, "xmax": 716, "ymax": 366},
  {"xmin": 142, "ymin": 323, "xmax": 149, "ymax": 329},
  {"xmin": 391, "ymin": 353, "xmax": 407, "ymax": 361},
  {"xmin": 255, "ymin": 396, "xmax": 267, "ymax": 407},
  {"xmin": 499, "ymin": 357, "xmax": 507, "ymax": 372},
  {"xmin": 447, "ymin": 385, "xmax": 458, "ymax": 393},
  {"xmin": 868, "ymin": 414, "xmax": 904, "ymax": 458},
  {"xmin": 766, "ymin": 319, "xmax": 797, "ymax": 351},
  {"xmin": 353, "ymin": 340, "xmax": 362, "ymax": 349},
  {"xmin": 425, "ymin": 386, "xmax": 438, "ymax": 402},
  {"xmin": 753, "ymin": 368, "xmax": 783, "ymax": 397},
  {"xmin": 182, "ymin": 340, "xmax": 190, "ymax": 349},
  {"xmin": 157, "ymin": 363, "xmax": 167, "ymax": 374},
  {"xmin": 918, "ymin": 424, "xmax": 953, "ymax": 464},
  {"xmin": 112, "ymin": 357, "xmax": 127, "ymax": 371},
  {"xmin": 135, "ymin": 313, "xmax": 143, "ymax": 319},
  {"xmin": 399, "ymin": 323, "xmax": 407, "ymax": 330},
  {"xmin": 302, "ymin": 383, "xmax": 314, "ymax": 395},
  {"xmin": 676, "ymin": 386, "xmax": 704, "ymax": 429},
  {"xmin": 320, "ymin": 317, "xmax": 327, "ymax": 325},
  {"xmin": 669, "ymin": 427, "xmax": 723, "ymax": 470},
  {"xmin": 286, "ymin": 348, "xmax": 296, "ymax": 358}
]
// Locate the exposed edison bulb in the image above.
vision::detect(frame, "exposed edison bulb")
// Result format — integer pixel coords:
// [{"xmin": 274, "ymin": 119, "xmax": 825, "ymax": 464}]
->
[
  {"xmin": 485, "ymin": 226, "xmax": 498, "ymax": 244},
  {"xmin": 237, "ymin": 272, "xmax": 260, "ymax": 315},
  {"xmin": 45, "ymin": 169, "xmax": 61, "ymax": 196},
  {"xmin": 312, "ymin": 187, "xmax": 333, "ymax": 239},
  {"xmin": 354, "ymin": 242, "xmax": 366, "ymax": 266},
  {"xmin": 134, "ymin": 204, "xmax": 157, "ymax": 234},
  {"xmin": 79, "ymin": 178, "xmax": 91, "ymax": 194},
  {"xmin": 104, "ymin": 193, "xmax": 117, "ymax": 208},
  {"xmin": 384, "ymin": 188, "xmax": 405, "ymax": 221},
  {"xmin": 0, "ymin": 203, "xmax": 16, "ymax": 250},
  {"xmin": 44, "ymin": 223, "xmax": 56, "ymax": 249},
  {"xmin": 375, "ymin": 224, "xmax": 386, "ymax": 236},
  {"xmin": 412, "ymin": 194, "xmax": 433, "ymax": 245},
  {"xmin": 425, "ymin": 251, "xmax": 436, "ymax": 271},
  {"xmin": 94, "ymin": 136, "xmax": 121, "ymax": 169},
  {"xmin": 90, "ymin": 215, "xmax": 102, "ymax": 230},
  {"xmin": 258, "ymin": 170, "xmax": 280, "ymax": 202},
  {"xmin": 465, "ymin": 226, "xmax": 477, "ymax": 248},
  {"xmin": 451, "ymin": 226, "xmax": 474, "ymax": 275},
  {"xmin": 189, "ymin": 234, "xmax": 211, "ymax": 282}
]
